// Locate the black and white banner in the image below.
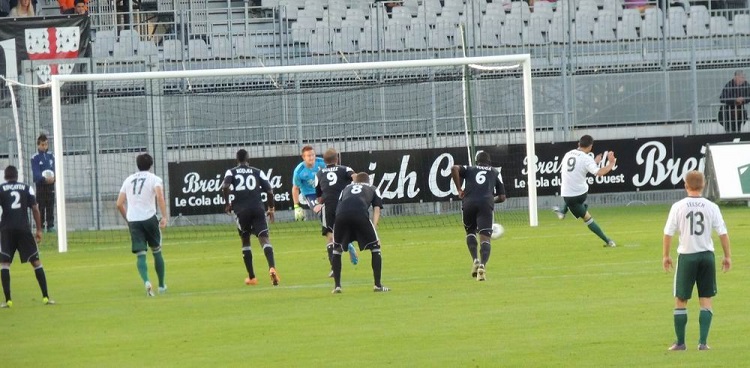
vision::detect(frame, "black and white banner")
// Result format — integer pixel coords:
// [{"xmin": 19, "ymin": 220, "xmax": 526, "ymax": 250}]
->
[
  {"xmin": 0, "ymin": 15, "xmax": 91, "ymax": 83},
  {"xmin": 168, "ymin": 133, "xmax": 750, "ymax": 216}
]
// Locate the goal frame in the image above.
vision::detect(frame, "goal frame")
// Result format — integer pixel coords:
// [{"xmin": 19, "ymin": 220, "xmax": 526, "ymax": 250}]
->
[{"xmin": 50, "ymin": 55, "xmax": 538, "ymax": 252}]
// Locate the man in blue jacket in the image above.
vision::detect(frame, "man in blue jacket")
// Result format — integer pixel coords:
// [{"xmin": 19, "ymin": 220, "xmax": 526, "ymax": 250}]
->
[{"xmin": 30, "ymin": 134, "xmax": 55, "ymax": 232}]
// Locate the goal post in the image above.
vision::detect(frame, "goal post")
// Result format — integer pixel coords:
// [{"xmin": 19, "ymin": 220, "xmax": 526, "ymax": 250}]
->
[{"xmin": 49, "ymin": 55, "xmax": 538, "ymax": 253}]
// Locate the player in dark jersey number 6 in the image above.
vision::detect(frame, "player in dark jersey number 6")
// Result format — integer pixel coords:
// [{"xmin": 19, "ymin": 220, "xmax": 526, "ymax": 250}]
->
[
  {"xmin": 222, "ymin": 149, "xmax": 280, "ymax": 287},
  {"xmin": 315, "ymin": 148, "xmax": 358, "ymax": 276},
  {"xmin": 451, "ymin": 151, "xmax": 506, "ymax": 282},
  {"xmin": 0, "ymin": 166, "xmax": 54, "ymax": 308},
  {"xmin": 331, "ymin": 172, "xmax": 389, "ymax": 294}
]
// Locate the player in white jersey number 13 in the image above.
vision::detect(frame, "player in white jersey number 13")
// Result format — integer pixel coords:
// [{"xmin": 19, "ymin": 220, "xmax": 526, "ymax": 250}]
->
[{"xmin": 663, "ymin": 170, "xmax": 731, "ymax": 351}]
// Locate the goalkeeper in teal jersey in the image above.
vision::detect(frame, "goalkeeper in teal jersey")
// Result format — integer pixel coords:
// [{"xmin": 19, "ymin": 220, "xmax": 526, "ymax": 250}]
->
[{"xmin": 292, "ymin": 145, "xmax": 325, "ymax": 221}]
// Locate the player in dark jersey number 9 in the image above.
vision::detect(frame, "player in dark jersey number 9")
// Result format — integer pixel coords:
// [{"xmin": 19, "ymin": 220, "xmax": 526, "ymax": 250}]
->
[{"xmin": 451, "ymin": 151, "xmax": 506, "ymax": 282}]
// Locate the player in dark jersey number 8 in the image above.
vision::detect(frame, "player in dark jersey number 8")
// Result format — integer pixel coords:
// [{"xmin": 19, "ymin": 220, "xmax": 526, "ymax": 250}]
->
[
  {"xmin": 221, "ymin": 149, "xmax": 280, "ymax": 287},
  {"xmin": 451, "ymin": 151, "xmax": 506, "ymax": 282}
]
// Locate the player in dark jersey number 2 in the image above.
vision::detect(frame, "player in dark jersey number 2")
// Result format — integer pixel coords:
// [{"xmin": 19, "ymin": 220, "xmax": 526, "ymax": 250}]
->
[
  {"xmin": 221, "ymin": 149, "xmax": 280, "ymax": 287},
  {"xmin": 315, "ymin": 148, "xmax": 357, "ymax": 276},
  {"xmin": 451, "ymin": 151, "xmax": 506, "ymax": 282},
  {"xmin": 331, "ymin": 172, "xmax": 390, "ymax": 294},
  {"xmin": 0, "ymin": 166, "xmax": 54, "ymax": 308}
]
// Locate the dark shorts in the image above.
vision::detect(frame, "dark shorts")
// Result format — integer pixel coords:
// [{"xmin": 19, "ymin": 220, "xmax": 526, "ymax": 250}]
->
[
  {"xmin": 563, "ymin": 193, "xmax": 589, "ymax": 219},
  {"xmin": 300, "ymin": 194, "xmax": 317, "ymax": 210},
  {"xmin": 129, "ymin": 216, "xmax": 162, "ymax": 254},
  {"xmin": 462, "ymin": 201, "xmax": 494, "ymax": 236},
  {"xmin": 321, "ymin": 203, "xmax": 336, "ymax": 235},
  {"xmin": 0, "ymin": 228, "xmax": 39, "ymax": 263},
  {"xmin": 674, "ymin": 251, "xmax": 717, "ymax": 300},
  {"xmin": 236, "ymin": 207, "xmax": 269, "ymax": 238},
  {"xmin": 333, "ymin": 214, "xmax": 380, "ymax": 252}
]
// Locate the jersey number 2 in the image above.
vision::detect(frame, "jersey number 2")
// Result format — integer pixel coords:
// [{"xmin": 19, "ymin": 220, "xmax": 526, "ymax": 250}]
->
[{"xmin": 10, "ymin": 191, "xmax": 21, "ymax": 209}]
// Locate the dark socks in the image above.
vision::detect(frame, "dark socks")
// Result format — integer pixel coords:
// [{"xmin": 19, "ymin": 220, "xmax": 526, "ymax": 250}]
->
[
  {"xmin": 242, "ymin": 247, "xmax": 255, "ymax": 279},
  {"xmin": 372, "ymin": 251, "xmax": 383, "ymax": 287},
  {"xmin": 1, "ymin": 268, "xmax": 10, "ymax": 302},
  {"xmin": 34, "ymin": 266, "xmax": 49, "ymax": 298},
  {"xmin": 466, "ymin": 235, "xmax": 478, "ymax": 261},
  {"xmin": 480, "ymin": 241, "xmax": 491, "ymax": 266}
]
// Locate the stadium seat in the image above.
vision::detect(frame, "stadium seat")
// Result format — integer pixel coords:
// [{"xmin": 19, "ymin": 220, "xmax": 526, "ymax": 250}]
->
[
  {"xmin": 501, "ymin": 16, "xmax": 524, "ymax": 46},
  {"xmin": 485, "ymin": 2, "xmax": 504, "ymax": 18},
  {"xmin": 666, "ymin": 9, "xmax": 686, "ymax": 38},
  {"xmin": 510, "ymin": 1, "xmax": 530, "ymax": 22},
  {"xmin": 291, "ymin": 16, "xmax": 317, "ymax": 43},
  {"xmin": 574, "ymin": 12, "xmax": 595, "ymax": 43},
  {"xmin": 308, "ymin": 24, "xmax": 331, "ymax": 54},
  {"xmin": 162, "ymin": 39, "xmax": 184, "ymax": 61},
  {"xmin": 430, "ymin": 19, "xmax": 457, "ymax": 49},
  {"xmin": 300, "ymin": 2, "xmax": 325, "ymax": 20},
  {"xmin": 688, "ymin": 5, "xmax": 710, "ymax": 28},
  {"xmin": 405, "ymin": 18, "xmax": 429, "ymax": 50},
  {"xmin": 527, "ymin": 13, "xmax": 549, "ymax": 45},
  {"xmin": 709, "ymin": 16, "xmax": 730, "ymax": 37},
  {"xmin": 279, "ymin": 0, "xmax": 300, "ymax": 19},
  {"xmin": 384, "ymin": 17, "xmax": 408, "ymax": 51},
  {"xmin": 594, "ymin": 11, "xmax": 617, "ymax": 41},
  {"xmin": 234, "ymin": 36, "xmax": 258, "ymax": 58},
  {"xmin": 533, "ymin": 3, "xmax": 554, "ymax": 23},
  {"xmin": 616, "ymin": 18, "xmax": 639, "ymax": 41},
  {"xmin": 138, "ymin": 41, "xmax": 158, "ymax": 57},
  {"xmin": 734, "ymin": 14, "xmax": 750, "ymax": 35},
  {"xmin": 390, "ymin": 6, "xmax": 412, "ymax": 23},
  {"xmin": 549, "ymin": 14, "xmax": 569, "ymax": 44},
  {"xmin": 210, "ymin": 35, "xmax": 233, "ymax": 59},
  {"xmin": 601, "ymin": 0, "xmax": 623, "ymax": 18},
  {"xmin": 359, "ymin": 20, "xmax": 379, "ymax": 52},
  {"xmin": 416, "ymin": 4, "xmax": 439, "ymax": 23},
  {"xmin": 345, "ymin": 8, "xmax": 365, "ymax": 22},
  {"xmin": 93, "ymin": 30, "xmax": 116, "ymax": 58},
  {"xmin": 577, "ymin": 0, "xmax": 598, "ymax": 14},
  {"xmin": 113, "ymin": 41, "xmax": 136, "ymax": 57},
  {"xmin": 188, "ymin": 39, "xmax": 211, "ymax": 60},
  {"xmin": 334, "ymin": 19, "xmax": 360, "ymax": 53},
  {"xmin": 479, "ymin": 15, "xmax": 502, "ymax": 47},
  {"xmin": 686, "ymin": 13, "xmax": 710, "ymax": 37},
  {"xmin": 642, "ymin": 8, "xmax": 663, "ymax": 39}
]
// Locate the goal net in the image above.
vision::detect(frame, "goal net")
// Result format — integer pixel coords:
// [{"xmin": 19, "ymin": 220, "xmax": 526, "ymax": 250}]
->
[{"xmin": 23, "ymin": 55, "xmax": 537, "ymax": 252}]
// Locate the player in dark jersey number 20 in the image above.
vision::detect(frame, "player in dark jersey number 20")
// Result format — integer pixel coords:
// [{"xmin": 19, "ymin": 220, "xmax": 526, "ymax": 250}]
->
[
  {"xmin": 221, "ymin": 149, "xmax": 280, "ymax": 287},
  {"xmin": 0, "ymin": 165, "xmax": 54, "ymax": 308},
  {"xmin": 315, "ymin": 148, "xmax": 357, "ymax": 276},
  {"xmin": 451, "ymin": 151, "xmax": 506, "ymax": 282}
]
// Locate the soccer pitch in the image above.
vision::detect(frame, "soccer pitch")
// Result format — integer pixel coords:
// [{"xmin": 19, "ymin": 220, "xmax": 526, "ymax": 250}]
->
[{"xmin": 3, "ymin": 205, "xmax": 748, "ymax": 367}]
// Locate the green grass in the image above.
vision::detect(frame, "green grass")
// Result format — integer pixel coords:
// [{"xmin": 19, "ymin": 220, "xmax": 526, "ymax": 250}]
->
[{"xmin": 3, "ymin": 205, "xmax": 749, "ymax": 367}]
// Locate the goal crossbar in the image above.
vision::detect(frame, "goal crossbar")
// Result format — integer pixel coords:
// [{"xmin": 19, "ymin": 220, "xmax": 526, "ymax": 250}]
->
[{"xmin": 50, "ymin": 55, "xmax": 537, "ymax": 252}]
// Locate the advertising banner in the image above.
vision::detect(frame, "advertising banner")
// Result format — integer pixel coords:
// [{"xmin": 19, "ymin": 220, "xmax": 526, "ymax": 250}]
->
[{"xmin": 168, "ymin": 133, "xmax": 750, "ymax": 216}]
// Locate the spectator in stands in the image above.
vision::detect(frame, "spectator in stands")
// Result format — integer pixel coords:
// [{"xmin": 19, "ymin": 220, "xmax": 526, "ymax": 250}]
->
[
  {"xmin": 9, "ymin": 0, "xmax": 34, "ymax": 17},
  {"xmin": 57, "ymin": 0, "xmax": 82, "ymax": 14},
  {"xmin": 624, "ymin": 0, "xmax": 654, "ymax": 13},
  {"xmin": 74, "ymin": 0, "xmax": 86, "ymax": 15},
  {"xmin": 375, "ymin": 0, "xmax": 400, "ymax": 14},
  {"xmin": 719, "ymin": 71, "xmax": 750, "ymax": 133}
]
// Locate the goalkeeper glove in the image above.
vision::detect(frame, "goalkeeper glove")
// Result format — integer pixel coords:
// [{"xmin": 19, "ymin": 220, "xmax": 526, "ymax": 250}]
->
[{"xmin": 294, "ymin": 204, "xmax": 305, "ymax": 221}]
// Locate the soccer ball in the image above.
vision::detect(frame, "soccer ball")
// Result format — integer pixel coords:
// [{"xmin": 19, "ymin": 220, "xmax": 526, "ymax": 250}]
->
[
  {"xmin": 42, "ymin": 170, "xmax": 55, "ymax": 179},
  {"xmin": 491, "ymin": 223, "xmax": 504, "ymax": 239}
]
